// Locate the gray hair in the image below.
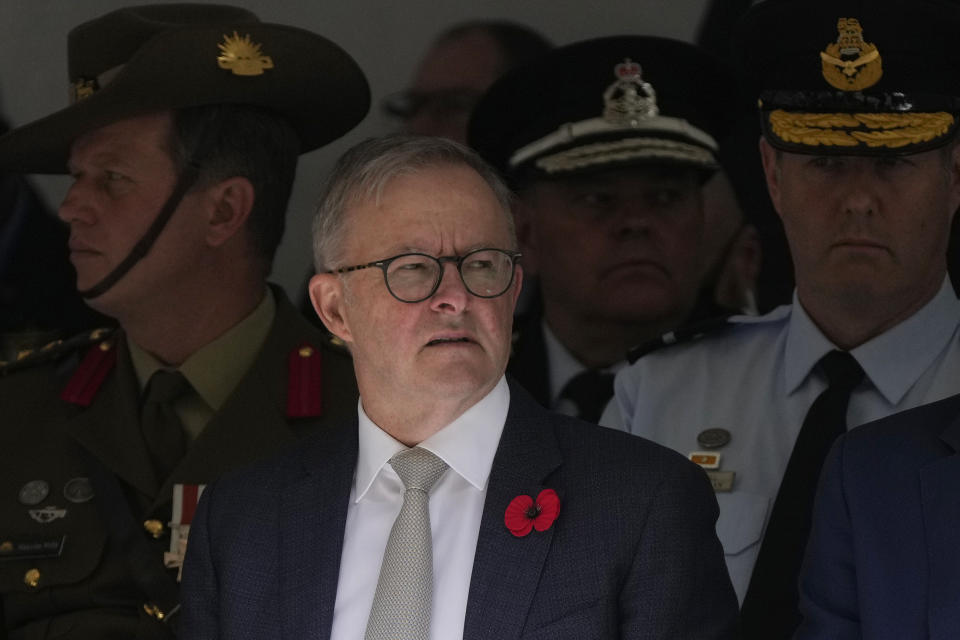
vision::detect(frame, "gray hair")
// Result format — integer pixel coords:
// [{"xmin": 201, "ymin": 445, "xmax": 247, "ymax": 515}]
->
[{"xmin": 312, "ymin": 134, "xmax": 516, "ymax": 271}]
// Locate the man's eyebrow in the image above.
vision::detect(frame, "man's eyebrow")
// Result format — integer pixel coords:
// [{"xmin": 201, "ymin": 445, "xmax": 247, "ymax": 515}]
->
[
  {"xmin": 377, "ymin": 244, "xmax": 428, "ymax": 256},
  {"xmin": 68, "ymin": 149, "xmax": 132, "ymax": 172}
]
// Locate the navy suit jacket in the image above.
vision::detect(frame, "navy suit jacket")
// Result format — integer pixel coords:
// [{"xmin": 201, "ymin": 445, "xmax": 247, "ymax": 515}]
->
[
  {"xmin": 180, "ymin": 380, "xmax": 739, "ymax": 639},
  {"xmin": 796, "ymin": 393, "xmax": 960, "ymax": 640}
]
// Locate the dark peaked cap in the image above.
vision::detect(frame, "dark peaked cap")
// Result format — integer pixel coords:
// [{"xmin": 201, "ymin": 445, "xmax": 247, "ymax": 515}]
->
[
  {"xmin": 468, "ymin": 35, "xmax": 743, "ymax": 181},
  {"xmin": 736, "ymin": 0, "xmax": 960, "ymax": 155},
  {"xmin": 0, "ymin": 3, "xmax": 370, "ymax": 173}
]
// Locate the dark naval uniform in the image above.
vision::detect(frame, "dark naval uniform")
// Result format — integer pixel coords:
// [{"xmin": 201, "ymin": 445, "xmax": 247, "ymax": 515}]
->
[{"xmin": 0, "ymin": 290, "xmax": 358, "ymax": 639}]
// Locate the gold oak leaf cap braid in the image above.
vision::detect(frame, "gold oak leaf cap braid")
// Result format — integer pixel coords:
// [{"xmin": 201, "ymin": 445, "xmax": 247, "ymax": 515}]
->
[{"xmin": 736, "ymin": 0, "xmax": 960, "ymax": 156}]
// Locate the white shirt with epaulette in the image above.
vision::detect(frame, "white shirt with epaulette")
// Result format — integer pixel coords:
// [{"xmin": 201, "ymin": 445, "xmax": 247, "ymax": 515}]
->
[{"xmin": 602, "ymin": 277, "xmax": 960, "ymax": 604}]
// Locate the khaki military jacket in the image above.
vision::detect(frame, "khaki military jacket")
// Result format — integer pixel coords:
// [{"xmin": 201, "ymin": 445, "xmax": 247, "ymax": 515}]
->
[{"xmin": 0, "ymin": 289, "xmax": 358, "ymax": 639}]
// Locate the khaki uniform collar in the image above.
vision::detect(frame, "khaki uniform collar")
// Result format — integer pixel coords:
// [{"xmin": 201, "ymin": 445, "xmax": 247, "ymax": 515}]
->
[{"xmin": 128, "ymin": 287, "xmax": 276, "ymax": 412}]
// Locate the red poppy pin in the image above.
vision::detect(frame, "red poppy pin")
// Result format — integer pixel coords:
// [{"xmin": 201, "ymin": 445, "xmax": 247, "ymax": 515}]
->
[{"xmin": 504, "ymin": 489, "xmax": 561, "ymax": 537}]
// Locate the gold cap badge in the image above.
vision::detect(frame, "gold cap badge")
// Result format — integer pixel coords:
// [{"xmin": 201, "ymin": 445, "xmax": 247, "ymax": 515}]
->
[
  {"xmin": 217, "ymin": 31, "xmax": 274, "ymax": 76},
  {"xmin": 603, "ymin": 59, "xmax": 659, "ymax": 126},
  {"xmin": 820, "ymin": 18, "xmax": 882, "ymax": 91},
  {"xmin": 70, "ymin": 78, "xmax": 98, "ymax": 103}
]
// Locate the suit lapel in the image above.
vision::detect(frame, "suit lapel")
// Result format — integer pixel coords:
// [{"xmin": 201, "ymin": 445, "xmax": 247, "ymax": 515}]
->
[
  {"xmin": 279, "ymin": 416, "xmax": 357, "ymax": 640},
  {"xmin": 66, "ymin": 334, "xmax": 159, "ymax": 499},
  {"xmin": 923, "ymin": 408, "xmax": 960, "ymax": 639},
  {"xmin": 464, "ymin": 382, "xmax": 562, "ymax": 640}
]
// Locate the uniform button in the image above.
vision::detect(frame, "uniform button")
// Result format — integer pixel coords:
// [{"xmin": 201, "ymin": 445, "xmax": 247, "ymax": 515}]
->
[
  {"xmin": 24, "ymin": 568, "xmax": 41, "ymax": 588},
  {"xmin": 298, "ymin": 345, "xmax": 314, "ymax": 357},
  {"xmin": 143, "ymin": 603, "xmax": 166, "ymax": 620},
  {"xmin": 143, "ymin": 519, "xmax": 165, "ymax": 538}
]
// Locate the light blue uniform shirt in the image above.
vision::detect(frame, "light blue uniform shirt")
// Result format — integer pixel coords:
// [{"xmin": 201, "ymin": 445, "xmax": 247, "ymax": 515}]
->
[{"xmin": 603, "ymin": 278, "xmax": 960, "ymax": 603}]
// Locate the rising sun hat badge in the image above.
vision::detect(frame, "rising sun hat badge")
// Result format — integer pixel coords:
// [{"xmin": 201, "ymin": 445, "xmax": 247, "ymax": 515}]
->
[{"xmin": 217, "ymin": 31, "xmax": 274, "ymax": 76}]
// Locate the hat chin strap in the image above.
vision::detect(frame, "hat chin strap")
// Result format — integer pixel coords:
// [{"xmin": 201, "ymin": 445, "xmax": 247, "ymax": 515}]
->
[
  {"xmin": 78, "ymin": 163, "xmax": 202, "ymax": 299},
  {"xmin": 78, "ymin": 115, "xmax": 219, "ymax": 300},
  {"xmin": 80, "ymin": 163, "xmax": 200, "ymax": 300}
]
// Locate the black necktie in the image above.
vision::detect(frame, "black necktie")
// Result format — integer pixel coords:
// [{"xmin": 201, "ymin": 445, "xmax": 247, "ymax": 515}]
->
[
  {"xmin": 559, "ymin": 370, "xmax": 615, "ymax": 423},
  {"xmin": 741, "ymin": 350, "xmax": 865, "ymax": 639},
  {"xmin": 140, "ymin": 369, "xmax": 190, "ymax": 481}
]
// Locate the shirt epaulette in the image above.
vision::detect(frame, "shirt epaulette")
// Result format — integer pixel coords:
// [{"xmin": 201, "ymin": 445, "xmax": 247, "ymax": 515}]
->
[
  {"xmin": 0, "ymin": 327, "xmax": 116, "ymax": 376},
  {"xmin": 626, "ymin": 315, "xmax": 735, "ymax": 364}
]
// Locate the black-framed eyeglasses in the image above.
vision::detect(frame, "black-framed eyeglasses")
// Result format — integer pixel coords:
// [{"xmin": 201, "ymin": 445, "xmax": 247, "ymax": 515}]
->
[{"xmin": 329, "ymin": 248, "xmax": 521, "ymax": 303}]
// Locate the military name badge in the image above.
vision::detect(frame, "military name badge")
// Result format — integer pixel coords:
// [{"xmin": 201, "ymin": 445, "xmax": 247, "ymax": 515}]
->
[
  {"xmin": 0, "ymin": 537, "xmax": 65, "ymax": 561},
  {"xmin": 706, "ymin": 471, "xmax": 735, "ymax": 492},
  {"xmin": 163, "ymin": 484, "xmax": 206, "ymax": 581},
  {"xmin": 217, "ymin": 31, "xmax": 274, "ymax": 76},
  {"xmin": 820, "ymin": 17, "xmax": 882, "ymax": 91}
]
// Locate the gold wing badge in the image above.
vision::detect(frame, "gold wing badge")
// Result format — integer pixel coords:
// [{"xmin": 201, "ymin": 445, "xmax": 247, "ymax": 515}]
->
[{"xmin": 820, "ymin": 18, "xmax": 882, "ymax": 91}]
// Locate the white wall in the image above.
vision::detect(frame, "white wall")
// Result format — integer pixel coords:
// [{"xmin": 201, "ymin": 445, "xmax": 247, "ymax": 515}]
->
[{"xmin": 0, "ymin": 0, "xmax": 710, "ymax": 299}]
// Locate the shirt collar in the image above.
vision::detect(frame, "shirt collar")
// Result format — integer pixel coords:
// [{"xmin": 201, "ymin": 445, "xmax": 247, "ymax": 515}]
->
[
  {"xmin": 542, "ymin": 320, "xmax": 587, "ymax": 405},
  {"xmin": 354, "ymin": 376, "xmax": 510, "ymax": 501},
  {"xmin": 129, "ymin": 287, "xmax": 275, "ymax": 410},
  {"xmin": 785, "ymin": 277, "xmax": 959, "ymax": 403},
  {"xmin": 542, "ymin": 320, "xmax": 624, "ymax": 405}
]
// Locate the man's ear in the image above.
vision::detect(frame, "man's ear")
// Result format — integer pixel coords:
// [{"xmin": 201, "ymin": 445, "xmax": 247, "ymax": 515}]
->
[
  {"xmin": 204, "ymin": 176, "xmax": 255, "ymax": 248},
  {"xmin": 511, "ymin": 264, "xmax": 524, "ymax": 308},
  {"xmin": 714, "ymin": 224, "xmax": 762, "ymax": 314},
  {"xmin": 514, "ymin": 198, "xmax": 541, "ymax": 277},
  {"xmin": 758, "ymin": 137, "xmax": 783, "ymax": 219},
  {"xmin": 309, "ymin": 272, "xmax": 353, "ymax": 344}
]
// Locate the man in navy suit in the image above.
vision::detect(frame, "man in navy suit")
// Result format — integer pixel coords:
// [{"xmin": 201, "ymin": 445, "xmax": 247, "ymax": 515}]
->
[
  {"xmin": 180, "ymin": 135, "xmax": 738, "ymax": 639},
  {"xmin": 796, "ymin": 392, "xmax": 960, "ymax": 639}
]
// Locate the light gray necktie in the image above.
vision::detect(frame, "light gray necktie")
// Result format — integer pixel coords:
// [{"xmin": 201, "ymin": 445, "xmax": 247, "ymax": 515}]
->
[{"xmin": 365, "ymin": 447, "xmax": 449, "ymax": 640}]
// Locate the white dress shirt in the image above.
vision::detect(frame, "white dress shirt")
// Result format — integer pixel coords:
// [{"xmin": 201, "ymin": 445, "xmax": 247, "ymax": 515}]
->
[
  {"xmin": 604, "ymin": 278, "xmax": 960, "ymax": 603},
  {"xmin": 329, "ymin": 377, "xmax": 510, "ymax": 640}
]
